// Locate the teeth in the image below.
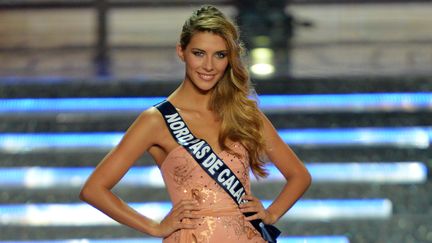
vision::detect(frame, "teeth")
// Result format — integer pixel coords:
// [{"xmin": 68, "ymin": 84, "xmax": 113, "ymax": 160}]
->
[{"xmin": 199, "ymin": 73, "xmax": 215, "ymax": 81}]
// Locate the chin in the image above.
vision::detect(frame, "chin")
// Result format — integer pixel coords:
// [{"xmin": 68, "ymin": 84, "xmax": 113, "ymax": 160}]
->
[
  {"xmin": 193, "ymin": 78, "xmax": 220, "ymax": 91},
  {"xmin": 197, "ymin": 83, "xmax": 218, "ymax": 92}
]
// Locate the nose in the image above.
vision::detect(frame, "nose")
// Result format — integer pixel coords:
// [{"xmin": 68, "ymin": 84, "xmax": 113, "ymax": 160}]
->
[{"xmin": 202, "ymin": 56, "xmax": 214, "ymax": 72}]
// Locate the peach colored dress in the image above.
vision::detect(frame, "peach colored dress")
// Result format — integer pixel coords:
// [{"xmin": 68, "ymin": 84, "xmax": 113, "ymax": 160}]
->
[{"xmin": 160, "ymin": 142, "xmax": 266, "ymax": 243}]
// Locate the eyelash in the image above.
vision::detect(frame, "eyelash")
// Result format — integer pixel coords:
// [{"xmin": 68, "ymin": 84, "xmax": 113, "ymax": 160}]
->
[
  {"xmin": 192, "ymin": 51, "xmax": 204, "ymax": 57},
  {"xmin": 192, "ymin": 51, "xmax": 227, "ymax": 59},
  {"xmin": 216, "ymin": 52, "xmax": 227, "ymax": 59}
]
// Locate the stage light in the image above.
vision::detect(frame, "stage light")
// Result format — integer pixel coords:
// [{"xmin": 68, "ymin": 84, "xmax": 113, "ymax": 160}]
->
[
  {"xmin": 250, "ymin": 48, "xmax": 275, "ymax": 76},
  {"xmin": 0, "ymin": 199, "xmax": 391, "ymax": 226},
  {"xmin": 0, "ymin": 162, "xmax": 425, "ymax": 188},
  {"xmin": 1, "ymin": 93, "xmax": 431, "ymax": 114}
]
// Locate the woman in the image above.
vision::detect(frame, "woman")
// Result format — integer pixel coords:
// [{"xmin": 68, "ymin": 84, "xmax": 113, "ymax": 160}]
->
[{"xmin": 80, "ymin": 5, "xmax": 311, "ymax": 243}]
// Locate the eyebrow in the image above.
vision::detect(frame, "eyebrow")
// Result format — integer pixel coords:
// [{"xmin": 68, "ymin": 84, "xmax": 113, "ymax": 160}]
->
[{"xmin": 191, "ymin": 48, "xmax": 228, "ymax": 53}]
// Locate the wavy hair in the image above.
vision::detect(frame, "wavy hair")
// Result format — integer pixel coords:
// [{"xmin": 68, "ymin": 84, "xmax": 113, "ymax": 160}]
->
[{"xmin": 180, "ymin": 5, "xmax": 268, "ymax": 177}]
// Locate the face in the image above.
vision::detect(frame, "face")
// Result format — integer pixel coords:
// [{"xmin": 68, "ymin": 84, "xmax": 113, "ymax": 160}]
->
[{"xmin": 177, "ymin": 31, "xmax": 229, "ymax": 92}]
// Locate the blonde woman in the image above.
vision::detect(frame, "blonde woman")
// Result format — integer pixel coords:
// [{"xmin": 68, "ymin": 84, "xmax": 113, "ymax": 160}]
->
[{"xmin": 80, "ymin": 5, "xmax": 311, "ymax": 243}]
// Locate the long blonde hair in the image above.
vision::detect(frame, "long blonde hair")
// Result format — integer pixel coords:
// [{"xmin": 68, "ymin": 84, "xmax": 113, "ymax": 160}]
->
[{"xmin": 180, "ymin": 5, "xmax": 268, "ymax": 177}]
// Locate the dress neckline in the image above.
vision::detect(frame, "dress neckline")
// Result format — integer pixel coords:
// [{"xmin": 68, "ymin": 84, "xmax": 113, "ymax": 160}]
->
[
  {"xmin": 159, "ymin": 142, "xmax": 238, "ymax": 171},
  {"xmin": 164, "ymin": 100, "xmax": 227, "ymax": 154}
]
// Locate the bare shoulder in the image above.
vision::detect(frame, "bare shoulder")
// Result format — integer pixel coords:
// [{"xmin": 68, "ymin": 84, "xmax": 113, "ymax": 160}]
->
[
  {"xmin": 256, "ymin": 108, "xmax": 284, "ymax": 151},
  {"xmin": 133, "ymin": 106, "xmax": 180, "ymax": 165},
  {"xmin": 136, "ymin": 106, "xmax": 165, "ymax": 128},
  {"xmin": 129, "ymin": 107, "xmax": 166, "ymax": 142},
  {"xmin": 257, "ymin": 109, "xmax": 276, "ymax": 134},
  {"xmin": 81, "ymin": 106, "xmax": 168, "ymax": 186},
  {"xmin": 109, "ymin": 106, "xmax": 167, "ymax": 156}
]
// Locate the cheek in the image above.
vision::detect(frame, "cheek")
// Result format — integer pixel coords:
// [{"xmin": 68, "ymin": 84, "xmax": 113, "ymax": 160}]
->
[
  {"xmin": 216, "ymin": 59, "xmax": 229, "ymax": 71},
  {"xmin": 184, "ymin": 56, "xmax": 202, "ymax": 70}
]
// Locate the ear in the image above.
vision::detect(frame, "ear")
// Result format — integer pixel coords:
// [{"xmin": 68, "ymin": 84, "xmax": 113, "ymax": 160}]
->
[{"xmin": 176, "ymin": 43, "xmax": 185, "ymax": 62}]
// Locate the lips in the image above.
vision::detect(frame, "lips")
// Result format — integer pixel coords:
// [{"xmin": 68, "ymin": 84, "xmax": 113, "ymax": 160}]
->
[{"xmin": 198, "ymin": 72, "xmax": 216, "ymax": 81}]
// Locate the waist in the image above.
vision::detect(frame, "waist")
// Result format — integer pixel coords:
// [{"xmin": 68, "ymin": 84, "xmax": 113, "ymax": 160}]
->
[{"xmin": 192, "ymin": 205, "xmax": 242, "ymax": 217}]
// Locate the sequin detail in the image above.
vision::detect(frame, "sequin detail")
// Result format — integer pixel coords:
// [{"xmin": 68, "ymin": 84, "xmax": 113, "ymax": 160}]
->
[{"xmin": 160, "ymin": 142, "xmax": 265, "ymax": 243}]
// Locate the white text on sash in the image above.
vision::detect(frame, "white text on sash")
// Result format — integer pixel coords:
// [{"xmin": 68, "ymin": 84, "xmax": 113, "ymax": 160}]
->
[{"xmin": 164, "ymin": 112, "xmax": 246, "ymax": 204}]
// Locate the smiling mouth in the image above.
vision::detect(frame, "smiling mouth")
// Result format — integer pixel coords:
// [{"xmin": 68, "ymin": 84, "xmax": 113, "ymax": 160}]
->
[{"xmin": 198, "ymin": 72, "xmax": 216, "ymax": 81}]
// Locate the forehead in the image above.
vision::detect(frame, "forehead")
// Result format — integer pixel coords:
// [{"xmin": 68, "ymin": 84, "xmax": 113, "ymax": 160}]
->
[{"xmin": 187, "ymin": 31, "xmax": 228, "ymax": 51}]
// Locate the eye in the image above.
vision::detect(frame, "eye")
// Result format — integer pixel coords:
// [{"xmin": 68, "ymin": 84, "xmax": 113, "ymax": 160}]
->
[
  {"xmin": 192, "ymin": 51, "xmax": 204, "ymax": 57},
  {"xmin": 216, "ymin": 52, "xmax": 227, "ymax": 59}
]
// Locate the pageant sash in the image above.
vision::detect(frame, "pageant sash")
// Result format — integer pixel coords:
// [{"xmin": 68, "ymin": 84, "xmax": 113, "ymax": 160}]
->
[{"xmin": 155, "ymin": 100, "xmax": 281, "ymax": 243}]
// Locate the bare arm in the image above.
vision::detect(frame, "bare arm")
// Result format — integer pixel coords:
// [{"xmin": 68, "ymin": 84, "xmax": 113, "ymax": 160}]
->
[
  {"xmin": 261, "ymin": 112, "xmax": 312, "ymax": 224},
  {"xmin": 79, "ymin": 108, "xmax": 163, "ymax": 236},
  {"xmin": 79, "ymin": 108, "xmax": 200, "ymax": 237},
  {"xmin": 240, "ymin": 111, "xmax": 312, "ymax": 224}
]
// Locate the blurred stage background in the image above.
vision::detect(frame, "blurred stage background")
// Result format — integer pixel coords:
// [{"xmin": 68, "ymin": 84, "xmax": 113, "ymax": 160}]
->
[{"xmin": 0, "ymin": 0, "xmax": 431, "ymax": 243}]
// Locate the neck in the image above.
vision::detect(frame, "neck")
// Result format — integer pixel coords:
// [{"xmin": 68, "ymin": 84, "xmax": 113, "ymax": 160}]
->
[{"xmin": 169, "ymin": 80, "xmax": 213, "ymax": 111}]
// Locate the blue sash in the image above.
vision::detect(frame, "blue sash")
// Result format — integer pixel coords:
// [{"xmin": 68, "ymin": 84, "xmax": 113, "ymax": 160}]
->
[{"xmin": 155, "ymin": 100, "xmax": 281, "ymax": 243}]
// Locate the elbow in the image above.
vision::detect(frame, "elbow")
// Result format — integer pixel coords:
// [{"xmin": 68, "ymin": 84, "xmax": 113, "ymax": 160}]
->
[
  {"xmin": 80, "ymin": 183, "xmax": 110, "ymax": 204},
  {"xmin": 303, "ymin": 169, "xmax": 312, "ymax": 189},
  {"xmin": 79, "ymin": 184, "xmax": 94, "ymax": 203},
  {"xmin": 79, "ymin": 186, "xmax": 88, "ymax": 202},
  {"xmin": 285, "ymin": 166, "xmax": 312, "ymax": 189},
  {"xmin": 293, "ymin": 166, "xmax": 312, "ymax": 190}
]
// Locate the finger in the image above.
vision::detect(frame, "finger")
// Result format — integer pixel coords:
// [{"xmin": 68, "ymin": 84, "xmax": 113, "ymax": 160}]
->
[
  {"xmin": 244, "ymin": 213, "xmax": 262, "ymax": 221},
  {"xmin": 239, "ymin": 201, "xmax": 257, "ymax": 208},
  {"xmin": 240, "ymin": 206, "xmax": 260, "ymax": 214},
  {"xmin": 178, "ymin": 222, "xmax": 197, "ymax": 229},
  {"xmin": 176, "ymin": 203, "xmax": 201, "ymax": 213},
  {"xmin": 239, "ymin": 198, "xmax": 258, "ymax": 206},
  {"xmin": 240, "ymin": 201, "xmax": 261, "ymax": 209},
  {"xmin": 177, "ymin": 206, "xmax": 201, "ymax": 215},
  {"xmin": 173, "ymin": 200, "xmax": 199, "ymax": 211},
  {"xmin": 169, "ymin": 221, "xmax": 195, "ymax": 232},
  {"xmin": 179, "ymin": 212, "xmax": 202, "ymax": 220},
  {"xmin": 175, "ymin": 205, "xmax": 199, "ymax": 212},
  {"xmin": 241, "ymin": 195, "xmax": 257, "ymax": 201},
  {"xmin": 174, "ymin": 200, "xmax": 199, "ymax": 209}
]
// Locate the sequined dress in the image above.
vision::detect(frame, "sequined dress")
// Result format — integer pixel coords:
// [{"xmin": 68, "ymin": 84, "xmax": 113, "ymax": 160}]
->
[{"xmin": 160, "ymin": 142, "xmax": 266, "ymax": 243}]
